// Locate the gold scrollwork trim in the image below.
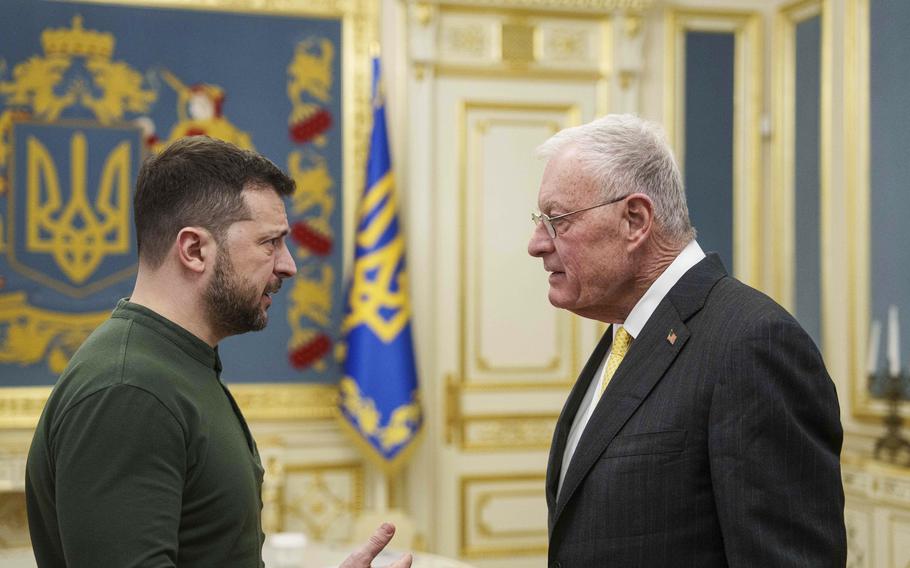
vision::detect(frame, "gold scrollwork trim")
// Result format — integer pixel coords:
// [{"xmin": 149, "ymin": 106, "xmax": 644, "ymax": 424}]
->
[
  {"xmin": 432, "ymin": 3, "xmax": 614, "ymax": 75},
  {"xmin": 461, "ymin": 413, "xmax": 558, "ymax": 451},
  {"xmin": 0, "ymin": 384, "xmax": 338, "ymax": 428},
  {"xmin": 230, "ymin": 384, "xmax": 338, "ymax": 421},
  {"xmin": 279, "ymin": 461, "xmax": 365, "ymax": 538},
  {"xmin": 0, "ymin": 388, "xmax": 54, "ymax": 429},
  {"xmin": 415, "ymin": 2, "xmax": 435, "ymax": 26},
  {"xmin": 623, "ymin": 13, "xmax": 642, "ymax": 37},
  {"xmin": 434, "ymin": 64, "xmax": 607, "ymax": 80},
  {"xmin": 664, "ymin": 8, "xmax": 763, "ymax": 288},
  {"xmin": 434, "ymin": 0, "xmax": 653, "ymax": 14},
  {"xmin": 460, "ymin": 473, "xmax": 547, "ymax": 558}
]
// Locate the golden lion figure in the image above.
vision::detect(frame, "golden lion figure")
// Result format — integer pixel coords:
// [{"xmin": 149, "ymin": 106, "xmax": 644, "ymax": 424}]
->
[
  {"xmin": 288, "ymin": 264, "xmax": 333, "ymax": 330},
  {"xmin": 287, "ymin": 38, "xmax": 334, "ymax": 104},
  {"xmin": 289, "ymin": 149, "xmax": 335, "ymax": 218},
  {"xmin": 0, "ymin": 55, "xmax": 75, "ymax": 122},
  {"xmin": 81, "ymin": 59, "xmax": 155, "ymax": 124}
]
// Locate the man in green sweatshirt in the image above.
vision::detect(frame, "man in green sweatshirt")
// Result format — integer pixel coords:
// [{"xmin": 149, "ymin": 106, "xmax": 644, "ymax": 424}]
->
[{"xmin": 25, "ymin": 136, "xmax": 411, "ymax": 568}]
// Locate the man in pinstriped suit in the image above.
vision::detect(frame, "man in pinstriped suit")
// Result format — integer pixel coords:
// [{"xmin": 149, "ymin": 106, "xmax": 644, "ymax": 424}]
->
[{"xmin": 528, "ymin": 114, "xmax": 846, "ymax": 567}]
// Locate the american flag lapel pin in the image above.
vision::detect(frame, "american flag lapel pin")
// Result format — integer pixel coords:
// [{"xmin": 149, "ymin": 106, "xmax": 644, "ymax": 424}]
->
[{"xmin": 667, "ymin": 329, "xmax": 677, "ymax": 345}]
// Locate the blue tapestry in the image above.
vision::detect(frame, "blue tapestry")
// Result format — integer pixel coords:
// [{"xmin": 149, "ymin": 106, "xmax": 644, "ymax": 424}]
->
[{"xmin": 0, "ymin": 1, "xmax": 344, "ymax": 385}]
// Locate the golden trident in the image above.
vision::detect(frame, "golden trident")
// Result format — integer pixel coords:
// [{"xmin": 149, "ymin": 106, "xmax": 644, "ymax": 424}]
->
[{"xmin": 26, "ymin": 131, "xmax": 131, "ymax": 284}]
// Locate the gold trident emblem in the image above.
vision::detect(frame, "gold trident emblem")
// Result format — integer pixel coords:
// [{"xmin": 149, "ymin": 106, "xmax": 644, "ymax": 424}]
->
[{"xmin": 26, "ymin": 131, "xmax": 131, "ymax": 284}]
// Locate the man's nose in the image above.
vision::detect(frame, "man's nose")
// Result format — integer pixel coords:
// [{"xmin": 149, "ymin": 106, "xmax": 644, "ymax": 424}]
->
[
  {"xmin": 528, "ymin": 221, "xmax": 554, "ymax": 258},
  {"xmin": 276, "ymin": 241, "xmax": 298, "ymax": 278}
]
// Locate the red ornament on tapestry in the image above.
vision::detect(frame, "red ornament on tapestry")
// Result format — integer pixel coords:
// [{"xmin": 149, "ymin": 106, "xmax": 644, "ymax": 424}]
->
[
  {"xmin": 289, "ymin": 334, "xmax": 332, "ymax": 369},
  {"xmin": 289, "ymin": 108, "xmax": 333, "ymax": 144},
  {"xmin": 291, "ymin": 221, "xmax": 332, "ymax": 256}
]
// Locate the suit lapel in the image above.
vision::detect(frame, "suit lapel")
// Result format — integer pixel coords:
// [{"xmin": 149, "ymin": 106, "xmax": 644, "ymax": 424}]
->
[
  {"xmin": 546, "ymin": 327, "xmax": 614, "ymax": 518},
  {"xmin": 552, "ymin": 305, "xmax": 689, "ymax": 526},
  {"xmin": 550, "ymin": 253, "xmax": 728, "ymax": 531}
]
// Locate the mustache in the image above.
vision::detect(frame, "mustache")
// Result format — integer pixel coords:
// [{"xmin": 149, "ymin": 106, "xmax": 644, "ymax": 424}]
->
[{"xmin": 266, "ymin": 280, "xmax": 282, "ymax": 295}]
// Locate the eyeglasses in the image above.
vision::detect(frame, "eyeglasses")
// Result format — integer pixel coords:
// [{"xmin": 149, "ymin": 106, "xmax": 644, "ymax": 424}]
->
[{"xmin": 531, "ymin": 194, "xmax": 630, "ymax": 238}]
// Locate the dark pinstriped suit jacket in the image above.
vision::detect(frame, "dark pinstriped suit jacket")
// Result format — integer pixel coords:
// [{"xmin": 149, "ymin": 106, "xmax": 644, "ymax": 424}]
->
[{"xmin": 546, "ymin": 254, "xmax": 846, "ymax": 567}]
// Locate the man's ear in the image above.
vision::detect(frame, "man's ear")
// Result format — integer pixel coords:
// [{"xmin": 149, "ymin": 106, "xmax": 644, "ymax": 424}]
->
[
  {"xmin": 175, "ymin": 227, "xmax": 214, "ymax": 274},
  {"xmin": 624, "ymin": 194, "xmax": 654, "ymax": 251}
]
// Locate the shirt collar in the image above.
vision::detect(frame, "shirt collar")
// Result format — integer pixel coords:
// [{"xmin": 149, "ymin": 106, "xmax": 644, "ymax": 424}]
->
[
  {"xmin": 113, "ymin": 298, "xmax": 221, "ymax": 374},
  {"xmin": 617, "ymin": 240, "xmax": 705, "ymax": 339}
]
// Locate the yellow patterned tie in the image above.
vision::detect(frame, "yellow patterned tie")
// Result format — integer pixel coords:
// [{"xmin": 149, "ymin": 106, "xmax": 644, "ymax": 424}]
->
[{"xmin": 598, "ymin": 326, "xmax": 632, "ymax": 399}]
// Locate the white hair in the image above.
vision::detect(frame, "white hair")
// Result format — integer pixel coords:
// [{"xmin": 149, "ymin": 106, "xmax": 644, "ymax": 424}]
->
[{"xmin": 537, "ymin": 113, "xmax": 695, "ymax": 245}]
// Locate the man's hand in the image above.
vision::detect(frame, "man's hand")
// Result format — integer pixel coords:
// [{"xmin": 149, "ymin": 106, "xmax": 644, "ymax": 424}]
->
[{"xmin": 339, "ymin": 522, "xmax": 413, "ymax": 568}]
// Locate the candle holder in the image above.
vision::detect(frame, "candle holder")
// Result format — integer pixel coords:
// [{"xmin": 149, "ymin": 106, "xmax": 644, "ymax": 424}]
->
[{"xmin": 872, "ymin": 367, "xmax": 910, "ymax": 467}]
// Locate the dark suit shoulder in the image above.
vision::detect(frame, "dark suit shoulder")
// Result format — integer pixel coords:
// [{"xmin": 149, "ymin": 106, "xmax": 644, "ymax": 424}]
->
[{"xmin": 701, "ymin": 275, "xmax": 811, "ymax": 340}]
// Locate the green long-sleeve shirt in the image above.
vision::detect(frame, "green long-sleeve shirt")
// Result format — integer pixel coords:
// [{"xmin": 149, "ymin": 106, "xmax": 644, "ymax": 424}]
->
[{"xmin": 26, "ymin": 300, "xmax": 265, "ymax": 567}]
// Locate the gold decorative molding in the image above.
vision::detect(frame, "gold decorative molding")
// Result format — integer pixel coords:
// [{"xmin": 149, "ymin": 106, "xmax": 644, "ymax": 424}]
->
[
  {"xmin": 476, "ymin": 489, "xmax": 548, "ymax": 537},
  {"xmin": 435, "ymin": 64, "xmax": 605, "ymax": 80},
  {"xmin": 446, "ymin": 23, "xmax": 490, "ymax": 57},
  {"xmin": 230, "ymin": 384, "xmax": 338, "ymax": 421},
  {"xmin": 0, "ymin": 388, "xmax": 55, "ymax": 429},
  {"xmin": 501, "ymin": 21, "xmax": 536, "ymax": 64},
  {"xmin": 445, "ymin": 374, "xmax": 461, "ymax": 445},
  {"xmin": 843, "ymin": 0, "xmax": 897, "ymax": 422},
  {"xmin": 842, "ymin": 0, "xmax": 900, "ymax": 421},
  {"xmin": 0, "ymin": 384, "xmax": 337, "ymax": 428},
  {"xmin": 841, "ymin": 455, "xmax": 910, "ymax": 565},
  {"xmin": 623, "ymin": 13, "xmax": 642, "ymax": 37},
  {"xmin": 462, "ymin": 414, "xmax": 557, "ymax": 450},
  {"xmin": 424, "ymin": 0, "xmax": 653, "ymax": 13},
  {"xmin": 458, "ymin": 101, "xmax": 582, "ymax": 389},
  {"xmin": 413, "ymin": 62, "xmax": 429, "ymax": 81},
  {"xmin": 842, "ymin": 454, "xmax": 910, "ymax": 506},
  {"xmin": 545, "ymin": 28, "xmax": 588, "ymax": 60},
  {"xmin": 771, "ymin": 0, "xmax": 823, "ymax": 309},
  {"xmin": 431, "ymin": 4, "xmax": 611, "ymax": 77},
  {"xmin": 618, "ymin": 69, "xmax": 635, "ymax": 89},
  {"xmin": 279, "ymin": 461, "xmax": 365, "ymax": 541},
  {"xmin": 460, "ymin": 473, "xmax": 547, "ymax": 558},
  {"xmin": 415, "ymin": 1, "xmax": 435, "ymax": 26}
]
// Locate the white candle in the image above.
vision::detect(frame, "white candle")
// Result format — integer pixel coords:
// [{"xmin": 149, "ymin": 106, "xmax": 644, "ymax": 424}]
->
[
  {"xmin": 888, "ymin": 305, "xmax": 900, "ymax": 377},
  {"xmin": 867, "ymin": 319, "xmax": 881, "ymax": 375}
]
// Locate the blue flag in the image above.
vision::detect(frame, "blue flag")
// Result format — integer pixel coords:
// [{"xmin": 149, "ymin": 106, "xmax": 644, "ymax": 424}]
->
[{"xmin": 339, "ymin": 57, "xmax": 422, "ymax": 473}]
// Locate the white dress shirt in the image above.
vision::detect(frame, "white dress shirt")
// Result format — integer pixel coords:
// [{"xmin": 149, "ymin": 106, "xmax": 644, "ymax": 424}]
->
[{"xmin": 557, "ymin": 240, "xmax": 706, "ymax": 498}]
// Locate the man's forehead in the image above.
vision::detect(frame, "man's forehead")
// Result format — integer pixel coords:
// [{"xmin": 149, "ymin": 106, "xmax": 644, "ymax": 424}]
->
[
  {"xmin": 539, "ymin": 156, "xmax": 594, "ymax": 208},
  {"xmin": 243, "ymin": 188, "xmax": 290, "ymax": 212},
  {"xmin": 233, "ymin": 191, "xmax": 290, "ymax": 232}
]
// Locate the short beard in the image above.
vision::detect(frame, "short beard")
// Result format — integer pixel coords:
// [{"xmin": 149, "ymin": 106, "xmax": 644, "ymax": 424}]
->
[{"xmin": 204, "ymin": 248, "xmax": 268, "ymax": 338}]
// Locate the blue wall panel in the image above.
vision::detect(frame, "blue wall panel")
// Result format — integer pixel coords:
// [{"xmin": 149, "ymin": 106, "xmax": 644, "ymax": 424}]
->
[
  {"xmin": 870, "ymin": 0, "xmax": 910, "ymax": 384},
  {"xmin": 684, "ymin": 32, "xmax": 735, "ymax": 272},
  {"xmin": 794, "ymin": 15, "xmax": 822, "ymax": 348}
]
